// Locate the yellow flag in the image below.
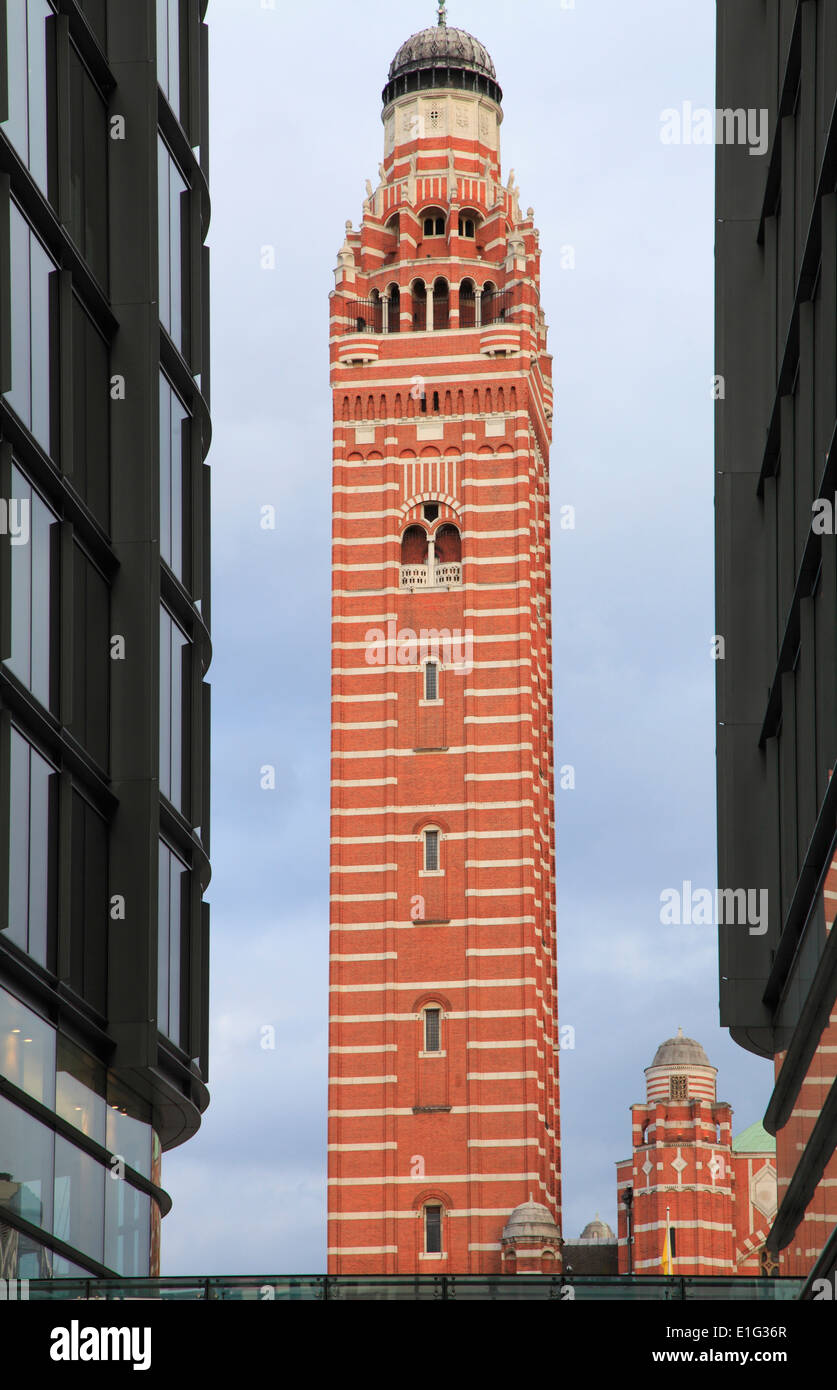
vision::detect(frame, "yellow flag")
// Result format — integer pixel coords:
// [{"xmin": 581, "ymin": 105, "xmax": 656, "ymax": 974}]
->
[{"xmin": 661, "ymin": 1214, "xmax": 673, "ymax": 1275}]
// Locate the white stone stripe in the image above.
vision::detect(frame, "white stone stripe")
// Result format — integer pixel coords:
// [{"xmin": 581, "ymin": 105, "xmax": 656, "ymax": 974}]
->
[
  {"xmin": 330, "ymin": 978, "xmax": 536, "ymax": 994},
  {"xmin": 331, "ymin": 779, "xmax": 398, "ymax": 788},
  {"xmin": 635, "ymin": 1256, "xmax": 732, "ymax": 1270},
  {"xmin": 466, "ymin": 948, "xmax": 536, "ymax": 957},
  {"xmin": 464, "ymin": 887, "xmax": 536, "ymax": 896},
  {"xmin": 326, "ymin": 1246, "xmax": 398, "ymax": 1255},
  {"xmin": 467, "ymin": 1138, "xmax": 542, "ymax": 1147},
  {"xmin": 465, "ymin": 1072, "xmax": 538, "ymax": 1081},
  {"xmin": 331, "ymin": 743, "xmax": 533, "ymax": 758},
  {"xmin": 333, "ymin": 722, "xmax": 399, "ymax": 730},
  {"xmin": 328, "ymin": 1171, "xmax": 547, "ymax": 1188},
  {"xmin": 332, "ymin": 583, "xmax": 531, "ymax": 598},
  {"xmin": 328, "ymin": 1104, "xmax": 547, "ymax": 1118},
  {"xmin": 330, "ymin": 1076, "xmax": 398, "ymax": 1085},
  {"xmin": 332, "ymin": 1010, "xmax": 541, "ymax": 1023},
  {"xmin": 329, "ymin": 1045, "xmax": 397, "ymax": 1054},
  {"xmin": 330, "ymin": 866, "xmax": 399, "ymax": 875},
  {"xmin": 465, "ymin": 860, "xmax": 535, "ymax": 869},
  {"xmin": 331, "ymin": 800, "xmax": 534, "ymax": 815},
  {"xmin": 330, "ymin": 953, "xmax": 398, "ymax": 962},
  {"xmin": 332, "ymin": 693, "xmax": 399, "ymax": 702},
  {"xmin": 635, "ymin": 1220, "xmax": 734, "ymax": 1234},
  {"xmin": 331, "ymin": 830, "xmax": 535, "ymax": 844},
  {"xmin": 328, "ymin": 1142, "xmax": 398, "ymax": 1151},
  {"xmin": 329, "ymin": 894, "xmax": 398, "ymax": 903}
]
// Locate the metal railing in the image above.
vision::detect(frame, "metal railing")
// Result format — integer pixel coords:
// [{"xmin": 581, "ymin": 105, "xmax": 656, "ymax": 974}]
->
[
  {"xmin": 481, "ymin": 289, "xmax": 514, "ymax": 326},
  {"xmin": 342, "ymin": 293, "xmax": 516, "ymax": 335},
  {"xmin": 17, "ymin": 1274, "xmax": 805, "ymax": 1302},
  {"xmin": 346, "ymin": 298, "xmax": 383, "ymax": 333}
]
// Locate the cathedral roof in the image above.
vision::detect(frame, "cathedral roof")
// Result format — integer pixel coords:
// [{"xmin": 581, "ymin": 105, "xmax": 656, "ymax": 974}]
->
[
  {"xmin": 580, "ymin": 1214, "xmax": 615, "ymax": 1241},
  {"xmin": 732, "ymin": 1121, "xmax": 776, "ymax": 1153},
  {"xmin": 650, "ymin": 1026, "xmax": 711, "ymax": 1069}
]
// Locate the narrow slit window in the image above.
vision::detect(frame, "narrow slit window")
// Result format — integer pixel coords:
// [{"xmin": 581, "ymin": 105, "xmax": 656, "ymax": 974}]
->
[
  {"xmin": 424, "ymin": 829, "xmax": 439, "ymax": 872},
  {"xmin": 424, "ymin": 662, "xmax": 438, "ymax": 701},
  {"xmin": 425, "ymin": 1204, "xmax": 442, "ymax": 1254},
  {"xmin": 424, "ymin": 1008, "xmax": 441, "ymax": 1052}
]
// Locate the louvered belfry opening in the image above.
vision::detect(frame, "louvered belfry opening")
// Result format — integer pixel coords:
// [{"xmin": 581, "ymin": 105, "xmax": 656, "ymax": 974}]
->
[
  {"xmin": 434, "ymin": 524, "xmax": 461, "ymax": 564},
  {"xmin": 401, "ymin": 525, "xmax": 428, "ymax": 565}
]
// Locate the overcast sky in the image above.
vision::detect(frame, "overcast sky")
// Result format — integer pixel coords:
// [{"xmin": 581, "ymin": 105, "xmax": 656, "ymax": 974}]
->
[{"xmin": 160, "ymin": 0, "xmax": 774, "ymax": 1274}]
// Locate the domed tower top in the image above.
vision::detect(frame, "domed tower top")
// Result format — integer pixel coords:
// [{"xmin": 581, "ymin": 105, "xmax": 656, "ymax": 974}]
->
[
  {"xmin": 579, "ymin": 1214, "xmax": 616, "ymax": 1242},
  {"xmin": 644, "ymin": 1027, "xmax": 718, "ymax": 1105},
  {"xmin": 382, "ymin": 5, "xmax": 503, "ymax": 108}
]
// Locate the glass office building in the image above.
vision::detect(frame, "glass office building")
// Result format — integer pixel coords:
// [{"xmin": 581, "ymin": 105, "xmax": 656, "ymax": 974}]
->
[
  {"xmin": 0, "ymin": 0, "xmax": 211, "ymax": 1277},
  {"xmin": 715, "ymin": 0, "xmax": 837, "ymax": 1280}
]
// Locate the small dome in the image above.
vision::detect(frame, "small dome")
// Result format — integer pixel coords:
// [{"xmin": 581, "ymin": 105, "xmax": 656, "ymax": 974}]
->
[
  {"xmin": 388, "ymin": 26, "xmax": 497, "ymax": 84},
  {"xmin": 580, "ymin": 1213, "xmax": 615, "ymax": 1241},
  {"xmin": 651, "ymin": 1026, "xmax": 711, "ymax": 1069},
  {"xmin": 502, "ymin": 1199, "xmax": 560, "ymax": 1243},
  {"xmin": 383, "ymin": 12, "xmax": 502, "ymax": 108}
]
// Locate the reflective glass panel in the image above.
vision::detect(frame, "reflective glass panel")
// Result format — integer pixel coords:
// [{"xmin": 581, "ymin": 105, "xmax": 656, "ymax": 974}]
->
[
  {"xmin": 159, "ymin": 607, "xmax": 188, "ymax": 810},
  {"xmin": 157, "ymin": 138, "xmax": 186, "ymax": 351},
  {"xmin": 1, "ymin": 0, "xmax": 51, "ymax": 194},
  {"xmin": 156, "ymin": 0, "xmax": 180, "ymax": 114},
  {"xmin": 159, "ymin": 373, "xmax": 187, "ymax": 579},
  {"xmin": 56, "ymin": 1038, "xmax": 106, "ymax": 1147},
  {"xmin": 0, "ymin": 1094, "xmax": 54, "ymax": 1232},
  {"xmin": 105, "ymin": 1179, "xmax": 150, "ymax": 1276},
  {"xmin": 157, "ymin": 842, "xmax": 186, "ymax": 1045},
  {"xmin": 6, "ymin": 205, "xmax": 55, "ymax": 454},
  {"xmin": 53, "ymin": 1136, "xmax": 104, "ymax": 1262},
  {"xmin": 7, "ymin": 728, "xmax": 57, "ymax": 968},
  {"xmin": 0, "ymin": 986, "xmax": 56, "ymax": 1107},
  {"xmin": 7, "ymin": 464, "xmax": 58, "ymax": 710}
]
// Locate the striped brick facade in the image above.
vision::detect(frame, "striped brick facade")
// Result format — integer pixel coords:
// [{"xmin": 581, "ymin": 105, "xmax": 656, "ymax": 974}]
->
[
  {"xmin": 616, "ymin": 1032, "xmax": 777, "ymax": 1275},
  {"xmin": 774, "ymin": 853, "xmax": 837, "ymax": 1277},
  {"xmin": 326, "ymin": 17, "xmax": 560, "ymax": 1275}
]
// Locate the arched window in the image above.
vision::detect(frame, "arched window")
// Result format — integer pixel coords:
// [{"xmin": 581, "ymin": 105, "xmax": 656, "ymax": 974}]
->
[
  {"xmin": 460, "ymin": 278, "xmax": 476, "ymax": 327},
  {"xmin": 433, "ymin": 278, "xmax": 449, "ymax": 331},
  {"xmin": 435, "ymin": 524, "xmax": 461, "ymax": 564},
  {"xmin": 412, "ymin": 281, "xmax": 427, "ymax": 331},
  {"xmin": 401, "ymin": 525, "xmax": 428, "ymax": 565},
  {"xmin": 387, "ymin": 284, "xmax": 400, "ymax": 334},
  {"xmin": 423, "ymin": 828, "xmax": 440, "ymax": 872},
  {"xmin": 422, "ymin": 211, "xmax": 446, "ymax": 238},
  {"xmin": 424, "ymin": 660, "xmax": 439, "ymax": 702},
  {"xmin": 432, "ymin": 390, "xmax": 440, "ymax": 412},
  {"xmin": 423, "ymin": 1006, "xmax": 442, "ymax": 1053},
  {"xmin": 424, "ymin": 1203, "xmax": 443, "ymax": 1254}
]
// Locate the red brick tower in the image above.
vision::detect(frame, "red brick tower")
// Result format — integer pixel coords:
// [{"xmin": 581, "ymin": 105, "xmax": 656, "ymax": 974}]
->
[
  {"xmin": 327, "ymin": 7, "xmax": 559, "ymax": 1275},
  {"xmin": 616, "ymin": 1030, "xmax": 778, "ymax": 1275}
]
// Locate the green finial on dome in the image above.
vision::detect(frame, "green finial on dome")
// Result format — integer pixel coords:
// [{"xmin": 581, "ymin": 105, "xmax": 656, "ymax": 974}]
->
[{"xmin": 438, "ymin": 1, "xmax": 447, "ymax": 26}]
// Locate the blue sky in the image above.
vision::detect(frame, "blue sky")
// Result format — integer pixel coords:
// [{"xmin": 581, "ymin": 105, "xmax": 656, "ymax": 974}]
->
[{"xmin": 160, "ymin": 0, "xmax": 774, "ymax": 1273}]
